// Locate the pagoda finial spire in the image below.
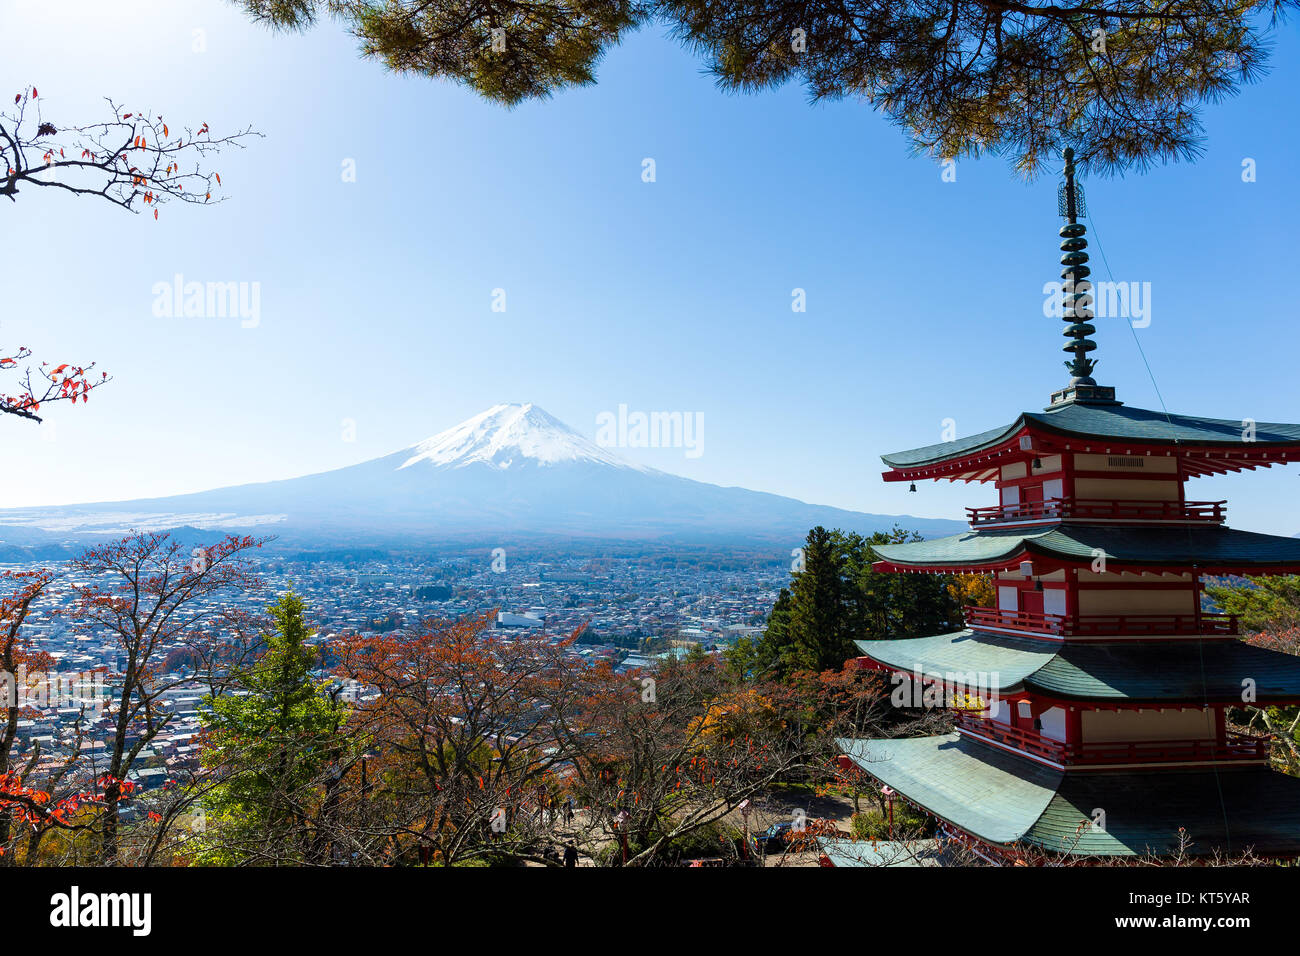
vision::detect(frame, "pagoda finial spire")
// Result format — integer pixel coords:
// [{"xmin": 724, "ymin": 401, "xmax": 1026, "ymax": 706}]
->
[
  {"xmin": 1048, "ymin": 151, "xmax": 1117, "ymax": 406},
  {"xmin": 1055, "ymin": 148, "xmax": 1097, "ymax": 385},
  {"xmin": 1057, "ymin": 148, "xmax": 1097, "ymax": 385}
]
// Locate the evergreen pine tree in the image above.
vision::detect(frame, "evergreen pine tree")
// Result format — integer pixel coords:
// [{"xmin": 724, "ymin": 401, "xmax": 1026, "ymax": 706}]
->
[
  {"xmin": 197, "ymin": 591, "xmax": 344, "ymax": 864},
  {"xmin": 735, "ymin": 526, "xmax": 962, "ymax": 682}
]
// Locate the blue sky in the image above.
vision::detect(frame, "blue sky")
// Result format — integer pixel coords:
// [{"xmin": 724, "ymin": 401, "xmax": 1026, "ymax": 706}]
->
[{"xmin": 4, "ymin": 0, "xmax": 1299, "ymax": 534}]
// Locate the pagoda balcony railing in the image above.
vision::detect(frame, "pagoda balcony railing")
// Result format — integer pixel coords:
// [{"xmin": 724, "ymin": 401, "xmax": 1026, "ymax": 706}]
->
[
  {"xmin": 966, "ymin": 498, "xmax": 1226, "ymax": 527},
  {"xmin": 964, "ymin": 606, "xmax": 1068, "ymax": 635},
  {"xmin": 1068, "ymin": 732, "xmax": 1271, "ymax": 765},
  {"xmin": 962, "ymin": 606, "xmax": 1239, "ymax": 637},
  {"xmin": 955, "ymin": 712, "xmax": 1271, "ymax": 766},
  {"xmin": 954, "ymin": 711, "xmax": 1068, "ymax": 763}
]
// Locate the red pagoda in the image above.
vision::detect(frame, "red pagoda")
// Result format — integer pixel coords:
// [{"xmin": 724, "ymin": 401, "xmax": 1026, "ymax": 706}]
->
[{"xmin": 838, "ymin": 151, "xmax": 1300, "ymax": 860}]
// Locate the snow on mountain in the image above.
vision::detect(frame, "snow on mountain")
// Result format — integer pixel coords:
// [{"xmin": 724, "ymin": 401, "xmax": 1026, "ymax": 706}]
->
[
  {"xmin": 0, "ymin": 404, "xmax": 967, "ymax": 553},
  {"xmin": 398, "ymin": 403, "xmax": 643, "ymax": 472}
]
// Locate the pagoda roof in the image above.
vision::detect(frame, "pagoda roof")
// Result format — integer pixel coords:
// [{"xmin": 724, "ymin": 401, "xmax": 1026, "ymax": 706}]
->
[
  {"xmin": 856, "ymin": 632, "xmax": 1300, "ymax": 703},
  {"xmin": 857, "ymin": 630, "xmax": 1057, "ymax": 689},
  {"xmin": 1033, "ymin": 640, "xmax": 1300, "ymax": 702},
  {"xmin": 817, "ymin": 837, "xmax": 946, "ymax": 867},
  {"xmin": 871, "ymin": 524, "xmax": 1300, "ymax": 574},
  {"xmin": 839, "ymin": 734, "xmax": 1059, "ymax": 845},
  {"xmin": 881, "ymin": 402, "xmax": 1300, "ymax": 480},
  {"xmin": 839, "ymin": 734, "xmax": 1300, "ymax": 857}
]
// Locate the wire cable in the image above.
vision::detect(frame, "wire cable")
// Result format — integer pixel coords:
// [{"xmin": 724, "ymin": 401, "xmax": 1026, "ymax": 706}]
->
[{"xmin": 1086, "ymin": 206, "xmax": 1234, "ymax": 856}]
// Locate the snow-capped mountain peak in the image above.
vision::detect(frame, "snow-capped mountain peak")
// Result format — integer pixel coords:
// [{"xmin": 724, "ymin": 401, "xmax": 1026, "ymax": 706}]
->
[
  {"xmin": 0, "ymin": 401, "xmax": 968, "ymax": 553},
  {"xmin": 398, "ymin": 403, "xmax": 642, "ymax": 472}
]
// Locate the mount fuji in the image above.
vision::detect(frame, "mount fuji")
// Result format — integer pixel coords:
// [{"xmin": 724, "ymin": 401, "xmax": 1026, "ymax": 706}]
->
[{"xmin": 0, "ymin": 403, "xmax": 963, "ymax": 555}]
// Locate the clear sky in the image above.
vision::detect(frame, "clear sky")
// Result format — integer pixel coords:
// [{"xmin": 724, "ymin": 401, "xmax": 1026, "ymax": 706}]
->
[{"xmin": 4, "ymin": 0, "xmax": 1299, "ymax": 535}]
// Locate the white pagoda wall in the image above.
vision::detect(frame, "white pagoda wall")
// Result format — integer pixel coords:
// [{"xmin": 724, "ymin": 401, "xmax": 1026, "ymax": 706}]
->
[{"xmin": 1038, "ymin": 706, "xmax": 1067, "ymax": 741}]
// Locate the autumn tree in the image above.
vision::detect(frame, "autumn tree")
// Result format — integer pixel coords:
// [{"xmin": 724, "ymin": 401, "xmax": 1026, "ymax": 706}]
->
[
  {"xmin": 949, "ymin": 573, "xmax": 997, "ymax": 616},
  {"xmin": 1, "ymin": 571, "xmax": 56, "ymax": 859},
  {"xmin": 68, "ymin": 532, "xmax": 267, "ymax": 863},
  {"xmin": 334, "ymin": 613, "xmax": 588, "ymax": 866},
  {"xmin": 0, "ymin": 349, "xmax": 109, "ymax": 424},
  {"xmin": 1, "ymin": 86, "xmax": 257, "ymax": 213},
  {"xmin": 231, "ymin": 0, "xmax": 1289, "ymax": 174},
  {"xmin": 1, "ymin": 86, "xmax": 259, "ymax": 424},
  {"xmin": 557, "ymin": 653, "xmax": 847, "ymax": 866},
  {"xmin": 0, "ymin": 572, "xmax": 53, "ymax": 812},
  {"xmin": 0, "ymin": 570, "xmax": 111, "ymax": 864},
  {"xmin": 798, "ymin": 663, "xmax": 950, "ymax": 815},
  {"xmin": 323, "ymin": 610, "xmax": 918, "ymax": 867}
]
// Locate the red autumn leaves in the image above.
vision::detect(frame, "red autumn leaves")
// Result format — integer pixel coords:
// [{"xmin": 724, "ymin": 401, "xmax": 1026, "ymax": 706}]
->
[
  {"xmin": 1, "ymin": 345, "xmax": 109, "ymax": 421},
  {"xmin": 5, "ymin": 85, "xmax": 238, "ymax": 221}
]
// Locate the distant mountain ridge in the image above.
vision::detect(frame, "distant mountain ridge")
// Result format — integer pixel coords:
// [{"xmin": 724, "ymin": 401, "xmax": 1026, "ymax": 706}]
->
[{"xmin": 0, "ymin": 403, "xmax": 965, "ymax": 555}]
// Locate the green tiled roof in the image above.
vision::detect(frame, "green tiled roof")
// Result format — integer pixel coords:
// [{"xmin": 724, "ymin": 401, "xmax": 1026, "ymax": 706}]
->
[
  {"xmin": 817, "ymin": 838, "xmax": 945, "ymax": 867},
  {"xmin": 855, "ymin": 631, "xmax": 1300, "ymax": 703},
  {"xmin": 882, "ymin": 423, "xmax": 1021, "ymax": 468},
  {"xmin": 1028, "ymin": 640, "xmax": 1300, "ymax": 702},
  {"xmin": 872, "ymin": 524, "xmax": 1300, "ymax": 570},
  {"xmin": 1028, "ymin": 767, "xmax": 1300, "ymax": 857},
  {"xmin": 855, "ymin": 632, "xmax": 1057, "ymax": 691},
  {"xmin": 882, "ymin": 402, "xmax": 1300, "ymax": 468},
  {"xmin": 873, "ymin": 527, "xmax": 1041, "ymax": 566},
  {"xmin": 840, "ymin": 734, "xmax": 1300, "ymax": 856},
  {"xmin": 837, "ymin": 734, "xmax": 1060, "ymax": 845}
]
